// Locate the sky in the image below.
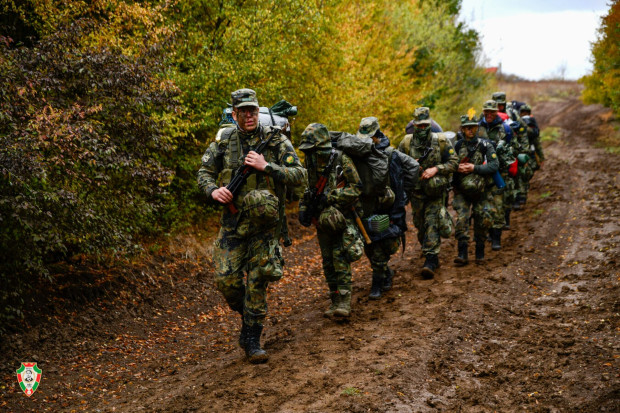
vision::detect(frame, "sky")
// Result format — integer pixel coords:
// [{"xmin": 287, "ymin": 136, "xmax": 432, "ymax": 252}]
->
[{"xmin": 459, "ymin": 0, "xmax": 610, "ymax": 80}]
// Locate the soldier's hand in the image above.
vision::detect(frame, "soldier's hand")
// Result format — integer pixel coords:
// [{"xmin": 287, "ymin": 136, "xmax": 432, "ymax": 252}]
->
[
  {"xmin": 244, "ymin": 151, "xmax": 268, "ymax": 171},
  {"xmin": 458, "ymin": 163, "xmax": 474, "ymax": 174},
  {"xmin": 212, "ymin": 187, "xmax": 233, "ymax": 204},
  {"xmin": 421, "ymin": 166, "xmax": 439, "ymax": 180}
]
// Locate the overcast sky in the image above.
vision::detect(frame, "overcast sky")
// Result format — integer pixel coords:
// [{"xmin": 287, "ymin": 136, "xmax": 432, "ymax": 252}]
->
[{"xmin": 459, "ymin": 0, "xmax": 610, "ymax": 80}]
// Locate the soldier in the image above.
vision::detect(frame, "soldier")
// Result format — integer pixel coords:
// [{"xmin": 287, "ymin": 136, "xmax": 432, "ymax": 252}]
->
[
  {"xmin": 452, "ymin": 111, "xmax": 499, "ymax": 264},
  {"xmin": 356, "ymin": 117, "xmax": 418, "ymax": 299},
  {"xmin": 197, "ymin": 89, "xmax": 305, "ymax": 363},
  {"xmin": 298, "ymin": 123, "xmax": 364, "ymax": 318},
  {"xmin": 519, "ymin": 103, "xmax": 545, "ymax": 205},
  {"xmin": 398, "ymin": 107, "xmax": 458, "ymax": 278},
  {"xmin": 478, "ymin": 100, "xmax": 517, "ymax": 251}
]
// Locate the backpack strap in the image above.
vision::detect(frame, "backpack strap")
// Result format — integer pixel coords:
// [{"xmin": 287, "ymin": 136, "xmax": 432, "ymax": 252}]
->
[{"xmin": 400, "ymin": 134, "xmax": 413, "ymax": 155}]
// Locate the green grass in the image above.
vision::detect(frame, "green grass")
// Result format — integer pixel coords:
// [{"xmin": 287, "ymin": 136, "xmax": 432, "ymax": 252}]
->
[
  {"xmin": 540, "ymin": 127, "xmax": 561, "ymax": 143},
  {"xmin": 531, "ymin": 209, "xmax": 544, "ymax": 217},
  {"xmin": 341, "ymin": 387, "xmax": 362, "ymax": 396},
  {"xmin": 539, "ymin": 191, "xmax": 553, "ymax": 199},
  {"xmin": 604, "ymin": 146, "xmax": 620, "ymax": 154}
]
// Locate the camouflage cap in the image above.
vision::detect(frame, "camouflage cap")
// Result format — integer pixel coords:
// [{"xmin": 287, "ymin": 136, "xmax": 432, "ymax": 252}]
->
[
  {"xmin": 299, "ymin": 123, "xmax": 331, "ymax": 151},
  {"xmin": 357, "ymin": 117, "xmax": 380, "ymax": 139},
  {"xmin": 412, "ymin": 107, "xmax": 432, "ymax": 125},
  {"xmin": 482, "ymin": 100, "xmax": 498, "ymax": 112},
  {"xmin": 519, "ymin": 103, "xmax": 532, "ymax": 113},
  {"xmin": 491, "ymin": 91, "xmax": 507, "ymax": 104},
  {"xmin": 460, "ymin": 114, "xmax": 479, "ymax": 127},
  {"xmin": 231, "ymin": 88, "xmax": 259, "ymax": 108}
]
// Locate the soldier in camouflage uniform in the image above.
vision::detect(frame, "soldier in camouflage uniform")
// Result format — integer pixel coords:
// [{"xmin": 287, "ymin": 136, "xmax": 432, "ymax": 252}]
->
[
  {"xmin": 452, "ymin": 112, "xmax": 499, "ymax": 264},
  {"xmin": 356, "ymin": 117, "xmax": 419, "ymax": 299},
  {"xmin": 478, "ymin": 100, "xmax": 517, "ymax": 251},
  {"xmin": 518, "ymin": 104, "xmax": 545, "ymax": 206},
  {"xmin": 197, "ymin": 89, "xmax": 305, "ymax": 363},
  {"xmin": 398, "ymin": 107, "xmax": 458, "ymax": 278},
  {"xmin": 298, "ymin": 123, "xmax": 363, "ymax": 318},
  {"xmin": 508, "ymin": 119, "xmax": 533, "ymax": 212}
]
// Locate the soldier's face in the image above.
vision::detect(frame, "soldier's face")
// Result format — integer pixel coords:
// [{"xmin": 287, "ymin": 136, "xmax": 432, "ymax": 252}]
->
[
  {"xmin": 483, "ymin": 110, "xmax": 496, "ymax": 123},
  {"xmin": 497, "ymin": 103, "xmax": 506, "ymax": 112},
  {"xmin": 463, "ymin": 125, "xmax": 478, "ymax": 139},
  {"xmin": 233, "ymin": 107, "xmax": 259, "ymax": 132}
]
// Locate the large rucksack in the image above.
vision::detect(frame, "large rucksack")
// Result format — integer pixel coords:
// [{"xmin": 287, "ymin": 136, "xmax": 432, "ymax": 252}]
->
[{"xmin": 329, "ymin": 131, "xmax": 389, "ymax": 197}]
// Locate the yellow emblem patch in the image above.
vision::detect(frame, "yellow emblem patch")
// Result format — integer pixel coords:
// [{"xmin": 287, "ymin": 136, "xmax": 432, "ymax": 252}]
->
[
  {"xmin": 492, "ymin": 153, "xmax": 497, "ymax": 158},
  {"xmin": 285, "ymin": 154, "xmax": 295, "ymax": 165},
  {"xmin": 449, "ymin": 149, "xmax": 455, "ymax": 154}
]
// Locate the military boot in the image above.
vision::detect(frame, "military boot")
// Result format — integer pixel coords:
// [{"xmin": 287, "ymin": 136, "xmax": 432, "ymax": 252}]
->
[
  {"xmin": 382, "ymin": 267, "xmax": 394, "ymax": 292},
  {"xmin": 475, "ymin": 238, "xmax": 485, "ymax": 263},
  {"xmin": 244, "ymin": 324, "xmax": 268, "ymax": 364},
  {"xmin": 369, "ymin": 271, "xmax": 383, "ymax": 300},
  {"xmin": 333, "ymin": 289, "xmax": 351, "ymax": 317},
  {"xmin": 421, "ymin": 254, "xmax": 439, "ymax": 279},
  {"xmin": 324, "ymin": 291, "xmax": 340, "ymax": 318},
  {"xmin": 503, "ymin": 209, "xmax": 511, "ymax": 230},
  {"xmin": 490, "ymin": 228, "xmax": 502, "ymax": 251},
  {"xmin": 238, "ymin": 320, "xmax": 248, "ymax": 349},
  {"xmin": 454, "ymin": 240, "xmax": 469, "ymax": 266}
]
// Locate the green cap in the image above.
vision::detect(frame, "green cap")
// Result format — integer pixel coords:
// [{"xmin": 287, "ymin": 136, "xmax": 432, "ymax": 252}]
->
[
  {"xmin": 519, "ymin": 103, "xmax": 532, "ymax": 113},
  {"xmin": 357, "ymin": 117, "xmax": 380, "ymax": 139},
  {"xmin": 482, "ymin": 100, "xmax": 498, "ymax": 112},
  {"xmin": 412, "ymin": 107, "xmax": 432, "ymax": 125},
  {"xmin": 299, "ymin": 123, "xmax": 331, "ymax": 151},
  {"xmin": 491, "ymin": 91, "xmax": 506, "ymax": 104},
  {"xmin": 231, "ymin": 88, "xmax": 259, "ymax": 108},
  {"xmin": 460, "ymin": 114, "xmax": 479, "ymax": 127}
]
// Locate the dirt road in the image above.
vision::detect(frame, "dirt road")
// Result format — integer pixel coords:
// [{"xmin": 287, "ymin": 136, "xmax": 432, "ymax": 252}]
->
[{"xmin": 2, "ymin": 90, "xmax": 619, "ymax": 412}]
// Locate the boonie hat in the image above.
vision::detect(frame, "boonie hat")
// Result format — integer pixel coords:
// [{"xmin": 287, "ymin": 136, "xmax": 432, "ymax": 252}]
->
[{"xmin": 231, "ymin": 88, "xmax": 259, "ymax": 108}]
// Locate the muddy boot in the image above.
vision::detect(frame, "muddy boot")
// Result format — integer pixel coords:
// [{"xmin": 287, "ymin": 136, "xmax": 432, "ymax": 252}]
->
[
  {"xmin": 382, "ymin": 267, "xmax": 394, "ymax": 292},
  {"xmin": 238, "ymin": 319, "xmax": 248, "ymax": 349},
  {"xmin": 369, "ymin": 271, "xmax": 383, "ymax": 300},
  {"xmin": 324, "ymin": 291, "xmax": 340, "ymax": 318},
  {"xmin": 490, "ymin": 228, "xmax": 502, "ymax": 251},
  {"xmin": 244, "ymin": 324, "xmax": 268, "ymax": 364},
  {"xmin": 454, "ymin": 240, "xmax": 469, "ymax": 266},
  {"xmin": 420, "ymin": 254, "xmax": 439, "ymax": 279},
  {"xmin": 475, "ymin": 238, "xmax": 485, "ymax": 263},
  {"xmin": 503, "ymin": 209, "xmax": 511, "ymax": 230},
  {"xmin": 333, "ymin": 289, "xmax": 351, "ymax": 318}
]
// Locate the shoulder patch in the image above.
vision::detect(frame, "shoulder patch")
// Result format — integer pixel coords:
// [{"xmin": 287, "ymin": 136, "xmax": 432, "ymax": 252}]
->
[
  {"xmin": 449, "ymin": 148, "xmax": 455, "ymax": 154},
  {"xmin": 284, "ymin": 153, "xmax": 298, "ymax": 166},
  {"xmin": 491, "ymin": 153, "xmax": 497, "ymax": 159}
]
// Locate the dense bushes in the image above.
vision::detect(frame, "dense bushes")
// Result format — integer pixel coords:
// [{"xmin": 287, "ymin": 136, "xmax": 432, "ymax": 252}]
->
[{"xmin": 580, "ymin": 0, "xmax": 620, "ymax": 116}]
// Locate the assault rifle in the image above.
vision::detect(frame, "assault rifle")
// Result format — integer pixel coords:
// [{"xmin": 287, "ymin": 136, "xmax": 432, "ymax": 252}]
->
[
  {"xmin": 460, "ymin": 142, "xmax": 479, "ymax": 164},
  {"xmin": 223, "ymin": 126, "xmax": 284, "ymax": 214},
  {"xmin": 299, "ymin": 149, "xmax": 339, "ymax": 227}
]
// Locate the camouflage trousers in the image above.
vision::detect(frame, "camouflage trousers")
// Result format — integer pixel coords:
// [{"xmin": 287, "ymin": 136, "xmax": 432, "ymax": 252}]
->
[
  {"xmin": 316, "ymin": 219, "xmax": 357, "ymax": 294},
  {"xmin": 364, "ymin": 236, "xmax": 400, "ymax": 280},
  {"xmin": 490, "ymin": 175, "xmax": 515, "ymax": 229},
  {"xmin": 213, "ymin": 225, "xmax": 279, "ymax": 328},
  {"xmin": 410, "ymin": 194, "xmax": 447, "ymax": 256},
  {"xmin": 453, "ymin": 191, "xmax": 493, "ymax": 242},
  {"xmin": 515, "ymin": 160, "xmax": 535, "ymax": 200}
]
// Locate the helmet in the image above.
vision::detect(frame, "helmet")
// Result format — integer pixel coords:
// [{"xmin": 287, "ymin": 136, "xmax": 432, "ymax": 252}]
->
[
  {"xmin": 299, "ymin": 123, "xmax": 331, "ymax": 151},
  {"xmin": 519, "ymin": 103, "xmax": 532, "ymax": 114},
  {"xmin": 357, "ymin": 117, "xmax": 380, "ymax": 139},
  {"xmin": 412, "ymin": 107, "xmax": 432, "ymax": 125},
  {"xmin": 318, "ymin": 206, "xmax": 346, "ymax": 233},
  {"xmin": 482, "ymin": 100, "xmax": 498, "ymax": 112},
  {"xmin": 492, "ymin": 92, "xmax": 506, "ymax": 104}
]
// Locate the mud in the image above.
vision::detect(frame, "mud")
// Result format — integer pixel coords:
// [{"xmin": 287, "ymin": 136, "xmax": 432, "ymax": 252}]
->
[{"xmin": 1, "ymin": 86, "xmax": 619, "ymax": 412}]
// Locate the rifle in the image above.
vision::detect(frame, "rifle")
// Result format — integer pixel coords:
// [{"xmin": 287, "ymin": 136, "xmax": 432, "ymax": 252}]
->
[
  {"xmin": 299, "ymin": 149, "xmax": 339, "ymax": 227},
  {"xmin": 460, "ymin": 142, "xmax": 479, "ymax": 164},
  {"xmin": 417, "ymin": 147, "xmax": 434, "ymax": 175},
  {"xmin": 335, "ymin": 167, "xmax": 372, "ymax": 245},
  {"xmin": 223, "ymin": 126, "xmax": 284, "ymax": 214}
]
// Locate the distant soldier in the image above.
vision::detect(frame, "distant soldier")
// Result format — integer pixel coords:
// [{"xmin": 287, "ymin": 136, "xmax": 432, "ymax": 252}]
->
[
  {"xmin": 398, "ymin": 107, "xmax": 458, "ymax": 278},
  {"xmin": 478, "ymin": 100, "xmax": 517, "ymax": 250},
  {"xmin": 356, "ymin": 117, "xmax": 418, "ymax": 298},
  {"xmin": 520, "ymin": 103, "xmax": 545, "ymax": 176},
  {"xmin": 298, "ymin": 123, "xmax": 364, "ymax": 318},
  {"xmin": 452, "ymin": 111, "xmax": 498, "ymax": 264},
  {"xmin": 197, "ymin": 89, "xmax": 305, "ymax": 363}
]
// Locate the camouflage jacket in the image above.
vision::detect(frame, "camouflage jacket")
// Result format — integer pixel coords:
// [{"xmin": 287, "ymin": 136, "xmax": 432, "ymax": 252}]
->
[
  {"xmin": 478, "ymin": 117, "xmax": 516, "ymax": 173},
  {"xmin": 299, "ymin": 149, "xmax": 362, "ymax": 215},
  {"xmin": 454, "ymin": 136, "xmax": 499, "ymax": 176},
  {"xmin": 197, "ymin": 125, "xmax": 306, "ymax": 214}
]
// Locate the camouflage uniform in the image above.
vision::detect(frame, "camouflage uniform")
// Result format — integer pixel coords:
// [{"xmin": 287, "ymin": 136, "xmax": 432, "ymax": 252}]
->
[
  {"xmin": 478, "ymin": 100, "xmax": 517, "ymax": 250},
  {"xmin": 197, "ymin": 89, "xmax": 305, "ymax": 363},
  {"xmin": 452, "ymin": 113, "xmax": 499, "ymax": 264},
  {"xmin": 356, "ymin": 117, "xmax": 419, "ymax": 298},
  {"xmin": 398, "ymin": 107, "xmax": 458, "ymax": 277},
  {"xmin": 298, "ymin": 123, "xmax": 363, "ymax": 317},
  {"xmin": 518, "ymin": 104, "xmax": 545, "ymax": 206}
]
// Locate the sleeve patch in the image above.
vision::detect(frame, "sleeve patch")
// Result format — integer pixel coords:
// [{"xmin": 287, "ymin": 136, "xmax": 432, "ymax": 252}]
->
[
  {"xmin": 284, "ymin": 153, "xmax": 297, "ymax": 166},
  {"xmin": 449, "ymin": 148, "xmax": 455, "ymax": 154},
  {"xmin": 491, "ymin": 153, "xmax": 497, "ymax": 158}
]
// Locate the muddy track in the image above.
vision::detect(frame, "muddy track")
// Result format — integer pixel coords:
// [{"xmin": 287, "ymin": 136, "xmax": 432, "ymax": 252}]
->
[{"xmin": 2, "ymin": 95, "xmax": 619, "ymax": 412}]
